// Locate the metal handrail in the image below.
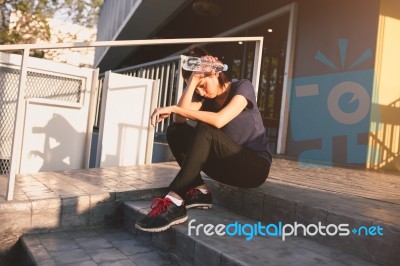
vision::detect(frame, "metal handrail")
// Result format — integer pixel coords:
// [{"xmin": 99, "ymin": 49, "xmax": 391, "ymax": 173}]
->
[{"xmin": 0, "ymin": 37, "xmax": 263, "ymax": 50}]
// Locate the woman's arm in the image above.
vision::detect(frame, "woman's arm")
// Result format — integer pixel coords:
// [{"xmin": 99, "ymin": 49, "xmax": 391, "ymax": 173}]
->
[
  {"xmin": 173, "ymin": 72, "xmax": 203, "ymax": 123},
  {"xmin": 151, "ymin": 94, "xmax": 247, "ymax": 128}
]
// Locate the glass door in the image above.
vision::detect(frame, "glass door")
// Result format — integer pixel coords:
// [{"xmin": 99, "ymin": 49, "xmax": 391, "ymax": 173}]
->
[
  {"xmin": 205, "ymin": 14, "xmax": 289, "ymax": 153},
  {"xmin": 245, "ymin": 15, "xmax": 289, "ymax": 153}
]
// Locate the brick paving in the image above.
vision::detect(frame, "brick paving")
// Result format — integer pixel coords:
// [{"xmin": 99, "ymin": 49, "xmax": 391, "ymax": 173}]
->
[
  {"xmin": 21, "ymin": 227, "xmax": 177, "ymax": 266},
  {"xmin": 0, "ymin": 162, "xmax": 179, "ymax": 202},
  {"xmin": 268, "ymin": 157, "xmax": 400, "ymax": 205},
  {"xmin": 0, "ymin": 162, "xmax": 178, "ymax": 265},
  {"xmin": 1, "ymin": 158, "xmax": 399, "ymax": 204}
]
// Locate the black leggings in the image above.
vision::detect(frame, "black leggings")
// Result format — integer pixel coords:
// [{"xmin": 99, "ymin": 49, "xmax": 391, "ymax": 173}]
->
[{"xmin": 167, "ymin": 122, "xmax": 271, "ymax": 198}]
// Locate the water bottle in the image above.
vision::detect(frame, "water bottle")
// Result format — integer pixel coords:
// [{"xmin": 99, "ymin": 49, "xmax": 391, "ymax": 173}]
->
[{"xmin": 181, "ymin": 55, "xmax": 228, "ymax": 73}]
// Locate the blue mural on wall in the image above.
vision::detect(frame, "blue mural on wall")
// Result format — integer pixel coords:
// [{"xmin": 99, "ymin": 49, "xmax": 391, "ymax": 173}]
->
[{"xmin": 290, "ymin": 39, "xmax": 376, "ymax": 166}]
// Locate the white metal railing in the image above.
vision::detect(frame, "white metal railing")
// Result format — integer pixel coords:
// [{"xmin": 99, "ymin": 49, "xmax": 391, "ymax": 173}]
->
[{"xmin": 0, "ymin": 36, "xmax": 264, "ymax": 200}]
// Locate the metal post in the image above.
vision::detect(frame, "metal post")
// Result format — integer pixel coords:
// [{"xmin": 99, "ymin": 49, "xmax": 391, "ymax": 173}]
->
[
  {"xmin": 277, "ymin": 2, "xmax": 298, "ymax": 154},
  {"xmin": 252, "ymin": 39, "xmax": 264, "ymax": 99},
  {"xmin": 175, "ymin": 56, "xmax": 185, "ymax": 104},
  {"xmin": 145, "ymin": 80, "xmax": 160, "ymax": 164},
  {"xmin": 6, "ymin": 48, "xmax": 30, "ymax": 200}
]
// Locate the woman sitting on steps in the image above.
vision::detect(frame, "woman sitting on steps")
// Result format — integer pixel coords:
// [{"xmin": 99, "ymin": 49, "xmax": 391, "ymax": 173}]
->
[{"xmin": 135, "ymin": 45, "xmax": 272, "ymax": 232}]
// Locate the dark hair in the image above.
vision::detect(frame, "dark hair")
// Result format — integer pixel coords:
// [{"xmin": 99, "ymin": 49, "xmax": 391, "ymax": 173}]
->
[{"xmin": 181, "ymin": 45, "xmax": 230, "ymax": 87}]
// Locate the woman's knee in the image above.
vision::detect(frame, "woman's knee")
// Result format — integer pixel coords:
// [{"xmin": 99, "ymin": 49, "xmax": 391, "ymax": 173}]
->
[
  {"xmin": 166, "ymin": 123, "xmax": 178, "ymax": 140},
  {"xmin": 166, "ymin": 122, "xmax": 196, "ymax": 149},
  {"xmin": 167, "ymin": 122, "xmax": 189, "ymax": 140},
  {"xmin": 194, "ymin": 122, "xmax": 216, "ymax": 135}
]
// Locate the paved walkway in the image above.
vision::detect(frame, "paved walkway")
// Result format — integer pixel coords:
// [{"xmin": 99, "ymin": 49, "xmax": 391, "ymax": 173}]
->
[
  {"xmin": 1, "ymin": 158, "xmax": 399, "ymax": 204},
  {"xmin": 0, "ymin": 162, "xmax": 179, "ymax": 203},
  {"xmin": 1, "ymin": 157, "xmax": 399, "ymax": 231},
  {"xmin": 269, "ymin": 157, "xmax": 400, "ymax": 205}
]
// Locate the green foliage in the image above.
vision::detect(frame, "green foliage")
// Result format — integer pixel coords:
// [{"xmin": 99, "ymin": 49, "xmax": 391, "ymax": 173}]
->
[
  {"xmin": 63, "ymin": 0, "xmax": 103, "ymax": 27},
  {"xmin": 0, "ymin": 0, "xmax": 102, "ymax": 46},
  {"xmin": 0, "ymin": 0, "xmax": 52, "ymax": 46}
]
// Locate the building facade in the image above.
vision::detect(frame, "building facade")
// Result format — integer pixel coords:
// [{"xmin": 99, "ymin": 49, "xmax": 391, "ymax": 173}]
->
[{"xmin": 94, "ymin": 0, "xmax": 400, "ymax": 172}]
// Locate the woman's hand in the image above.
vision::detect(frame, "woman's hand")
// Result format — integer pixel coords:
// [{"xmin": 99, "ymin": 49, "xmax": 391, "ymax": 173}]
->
[
  {"xmin": 150, "ymin": 106, "xmax": 175, "ymax": 127},
  {"xmin": 201, "ymin": 55, "xmax": 223, "ymax": 73},
  {"xmin": 187, "ymin": 70, "xmax": 205, "ymax": 85},
  {"xmin": 187, "ymin": 55, "xmax": 221, "ymax": 82}
]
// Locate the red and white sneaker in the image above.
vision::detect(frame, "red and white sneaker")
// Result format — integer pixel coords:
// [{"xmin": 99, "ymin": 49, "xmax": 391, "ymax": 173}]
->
[
  {"xmin": 185, "ymin": 188, "xmax": 212, "ymax": 209},
  {"xmin": 135, "ymin": 197, "xmax": 188, "ymax": 232}
]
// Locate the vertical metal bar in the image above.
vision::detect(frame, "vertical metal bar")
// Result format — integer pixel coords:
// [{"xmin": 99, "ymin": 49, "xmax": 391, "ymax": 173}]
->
[
  {"xmin": 95, "ymin": 70, "xmax": 111, "ymax": 167},
  {"xmin": 159, "ymin": 65, "xmax": 165, "ymax": 106},
  {"xmin": 241, "ymin": 42, "xmax": 248, "ymax": 80},
  {"xmin": 150, "ymin": 67, "xmax": 155, "ymax": 80},
  {"xmin": 168, "ymin": 62, "xmax": 176, "ymax": 106},
  {"xmin": 175, "ymin": 56, "xmax": 185, "ymax": 105},
  {"xmin": 277, "ymin": 2, "xmax": 298, "ymax": 154},
  {"xmin": 252, "ymin": 39, "xmax": 263, "ymax": 100},
  {"xmin": 94, "ymin": 77, "xmax": 104, "ymax": 127},
  {"xmin": 145, "ymin": 79, "xmax": 160, "ymax": 164},
  {"xmin": 154, "ymin": 66, "xmax": 160, "ymax": 84},
  {"xmin": 157, "ymin": 65, "xmax": 165, "ymax": 134},
  {"xmin": 163, "ymin": 64, "xmax": 171, "ymax": 107},
  {"xmin": 160, "ymin": 63, "xmax": 171, "ymax": 132},
  {"xmin": 167, "ymin": 62, "xmax": 177, "ymax": 129},
  {"xmin": 84, "ymin": 68, "xmax": 100, "ymax": 168},
  {"xmin": 153, "ymin": 65, "xmax": 161, "ymax": 135},
  {"xmin": 6, "ymin": 48, "xmax": 29, "ymax": 201}
]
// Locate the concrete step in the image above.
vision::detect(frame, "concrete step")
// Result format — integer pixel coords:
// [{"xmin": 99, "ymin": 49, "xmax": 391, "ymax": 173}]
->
[
  {"xmin": 203, "ymin": 177, "xmax": 400, "ymax": 266},
  {"xmin": 152, "ymin": 141, "xmax": 175, "ymax": 163},
  {"xmin": 123, "ymin": 201, "xmax": 377, "ymax": 266},
  {"xmin": 20, "ymin": 226, "xmax": 178, "ymax": 266}
]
